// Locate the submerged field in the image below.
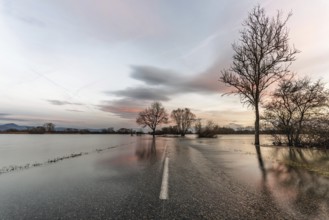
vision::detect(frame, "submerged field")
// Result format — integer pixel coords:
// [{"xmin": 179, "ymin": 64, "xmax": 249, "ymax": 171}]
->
[{"xmin": 0, "ymin": 134, "xmax": 328, "ymax": 219}]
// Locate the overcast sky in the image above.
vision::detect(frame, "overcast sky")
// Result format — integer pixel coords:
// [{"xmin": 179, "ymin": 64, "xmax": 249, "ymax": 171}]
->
[{"xmin": 1, "ymin": 0, "xmax": 329, "ymax": 129}]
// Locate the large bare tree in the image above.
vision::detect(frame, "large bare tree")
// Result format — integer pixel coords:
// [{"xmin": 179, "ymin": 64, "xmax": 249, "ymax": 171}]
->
[
  {"xmin": 171, "ymin": 108, "xmax": 196, "ymax": 136},
  {"xmin": 219, "ymin": 5, "xmax": 299, "ymax": 145},
  {"xmin": 136, "ymin": 102, "xmax": 169, "ymax": 137}
]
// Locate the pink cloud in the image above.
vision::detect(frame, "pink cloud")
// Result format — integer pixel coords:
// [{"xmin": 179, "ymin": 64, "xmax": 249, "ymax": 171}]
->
[{"xmin": 98, "ymin": 98, "xmax": 147, "ymax": 119}]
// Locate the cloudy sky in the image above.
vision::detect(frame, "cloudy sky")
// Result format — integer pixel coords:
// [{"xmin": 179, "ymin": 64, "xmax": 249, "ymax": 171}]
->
[{"xmin": 1, "ymin": 0, "xmax": 329, "ymax": 129}]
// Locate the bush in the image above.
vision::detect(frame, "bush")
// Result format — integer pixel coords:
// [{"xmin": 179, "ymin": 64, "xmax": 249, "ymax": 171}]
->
[{"xmin": 195, "ymin": 120, "xmax": 218, "ymax": 138}]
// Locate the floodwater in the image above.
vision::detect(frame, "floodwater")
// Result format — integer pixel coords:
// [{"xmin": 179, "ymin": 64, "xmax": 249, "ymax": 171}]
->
[
  {"xmin": 186, "ymin": 135, "xmax": 329, "ymax": 219},
  {"xmin": 0, "ymin": 134, "xmax": 328, "ymax": 219},
  {"xmin": 0, "ymin": 134, "xmax": 135, "ymax": 168},
  {"xmin": 0, "ymin": 135, "xmax": 168, "ymax": 219}
]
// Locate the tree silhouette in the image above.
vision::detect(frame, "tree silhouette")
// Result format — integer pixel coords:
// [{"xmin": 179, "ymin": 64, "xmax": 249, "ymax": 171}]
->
[
  {"xmin": 171, "ymin": 108, "xmax": 196, "ymax": 136},
  {"xmin": 263, "ymin": 78, "xmax": 329, "ymax": 146},
  {"xmin": 136, "ymin": 102, "xmax": 169, "ymax": 137},
  {"xmin": 43, "ymin": 123, "xmax": 55, "ymax": 132},
  {"xmin": 220, "ymin": 5, "xmax": 299, "ymax": 145},
  {"xmin": 195, "ymin": 120, "xmax": 218, "ymax": 138}
]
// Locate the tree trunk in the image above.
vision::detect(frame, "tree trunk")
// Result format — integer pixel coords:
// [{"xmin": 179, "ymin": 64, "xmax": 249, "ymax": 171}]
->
[
  {"xmin": 152, "ymin": 129, "xmax": 155, "ymax": 138},
  {"xmin": 287, "ymin": 134, "xmax": 293, "ymax": 147},
  {"xmin": 294, "ymin": 116, "xmax": 304, "ymax": 147},
  {"xmin": 255, "ymin": 103, "xmax": 260, "ymax": 146}
]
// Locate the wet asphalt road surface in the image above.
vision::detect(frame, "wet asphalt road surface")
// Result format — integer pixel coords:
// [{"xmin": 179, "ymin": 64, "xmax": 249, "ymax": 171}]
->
[{"xmin": 0, "ymin": 136, "xmax": 326, "ymax": 219}]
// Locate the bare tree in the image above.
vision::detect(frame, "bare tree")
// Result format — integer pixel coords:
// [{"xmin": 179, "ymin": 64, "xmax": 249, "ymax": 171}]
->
[
  {"xmin": 219, "ymin": 5, "xmax": 299, "ymax": 145},
  {"xmin": 43, "ymin": 123, "xmax": 55, "ymax": 132},
  {"xmin": 136, "ymin": 102, "xmax": 169, "ymax": 137},
  {"xmin": 171, "ymin": 108, "xmax": 196, "ymax": 136},
  {"xmin": 263, "ymin": 78, "xmax": 329, "ymax": 147}
]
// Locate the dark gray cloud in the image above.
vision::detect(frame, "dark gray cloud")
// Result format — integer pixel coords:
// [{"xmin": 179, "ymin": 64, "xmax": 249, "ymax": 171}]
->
[
  {"xmin": 0, "ymin": 112, "xmax": 36, "ymax": 124},
  {"xmin": 0, "ymin": 114, "xmax": 73, "ymax": 124},
  {"xmin": 66, "ymin": 109, "xmax": 84, "ymax": 113},
  {"xmin": 47, "ymin": 100, "xmax": 83, "ymax": 106},
  {"xmin": 0, "ymin": 115, "xmax": 75, "ymax": 124},
  {"xmin": 0, "ymin": 113, "xmax": 28, "ymax": 122},
  {"xmin": 110, "ymin": 87, "xmax": 171, "ymax": 101},
  {"xmin": 130, "ymin": 65, "xmax": 182, "ymax": 85},
  {"xmin": 129, "ymin": 64, "xmax": 231, "ymax": 95},
  {"xmin": 0, "ymin": 117, "xmax": 27, "ymax": 122}
]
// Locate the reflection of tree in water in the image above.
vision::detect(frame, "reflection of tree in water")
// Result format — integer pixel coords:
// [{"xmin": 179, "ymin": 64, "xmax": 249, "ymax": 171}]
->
[
  {"xmin": 135, "ymin": 138, "xmax": 157, "ymax": 164},
  {"xmin": 255, "ymin": 145, "xmax": 267, "ymax": 182},
  {"xmin": 254, "ymin": 145, "xmax": 277, "ymax": 207},
  {"xmin": 265, "ymin": 148, "xmax": 329, "ymax": 218}
]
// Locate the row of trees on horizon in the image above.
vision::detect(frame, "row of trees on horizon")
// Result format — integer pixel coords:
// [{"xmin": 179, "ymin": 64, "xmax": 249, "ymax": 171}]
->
[
  {"xmin": 0, "ymin": 120, "xmax": 258, "ymax": 136},
  {"xmin": 135, "ymin": 101, "xmax": 282, "ymax": 138},
  {"xmin": 0, "ymin": 123, "xmax": 140, "ymax": 135}
]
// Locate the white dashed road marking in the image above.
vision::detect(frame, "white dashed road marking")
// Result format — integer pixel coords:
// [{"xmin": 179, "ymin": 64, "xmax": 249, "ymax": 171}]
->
[{"xmin": 159, "ymin": 157, "xmax": 169, "ymax": 200}]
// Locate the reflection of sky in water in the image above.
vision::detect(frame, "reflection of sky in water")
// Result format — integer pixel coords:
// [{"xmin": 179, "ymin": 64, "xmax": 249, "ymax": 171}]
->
[
  {"xmin": 262, "ymin": 148, "xmax": 329, "ymax": 218},
  {"xmin": 0, "ymin": 134, "xmax": 136, "ymax": 167},
  {"xmin": 0, "ymin": 134, "xmax": 328, "ymax": 218},
  {"xmin": 96, "ymin": 137, "xmax": 165, "ymax": 171},
  {"xmin": 185, "ymin": 135, "xmax": 329, "ymax": 219}
]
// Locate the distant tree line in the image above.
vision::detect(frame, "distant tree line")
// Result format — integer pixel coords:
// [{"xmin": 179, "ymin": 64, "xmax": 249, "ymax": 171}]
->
[
  {"xmin": 3, "ymin": 122, "xmax": 259, "ymax": 136},
  {"xmin": 0, "ymin": 123, "xmax": 144, "ymax": 135},
  {"xmin": 135, "ymin": 102, "xmax": 275, "ymax": 138}
]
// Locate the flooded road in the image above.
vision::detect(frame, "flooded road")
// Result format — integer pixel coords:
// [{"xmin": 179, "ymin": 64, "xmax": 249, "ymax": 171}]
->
[
  {"xmin": 180, "ymin": 136, "xmax": 329, "ymax": 219},
  {"xmin": 0, "ymin": 134, "xmax": 328, "ymax": 219}
]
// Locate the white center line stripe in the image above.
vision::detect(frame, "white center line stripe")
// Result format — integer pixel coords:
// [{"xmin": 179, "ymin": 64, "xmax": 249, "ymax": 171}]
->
[
  {"xmin": 161, "ymin": 144, "xmax": 167, "ymax": 163},
  {"xmin": 159, "ymin": 157, "xmax": 169, "ymax": 200}
]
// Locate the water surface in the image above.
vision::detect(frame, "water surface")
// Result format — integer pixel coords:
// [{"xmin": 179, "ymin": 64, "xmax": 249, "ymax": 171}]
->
[
  {"xmin": 0, "ymin": 134, "xmax": 328, "ymax": 219},
  {"xmin": 185, "ymin": 135, "xmax": 329, "ymax": 219},
  {"xmin": 0, "ymin": 134, "xmax": 135, "ymax": 167}
]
